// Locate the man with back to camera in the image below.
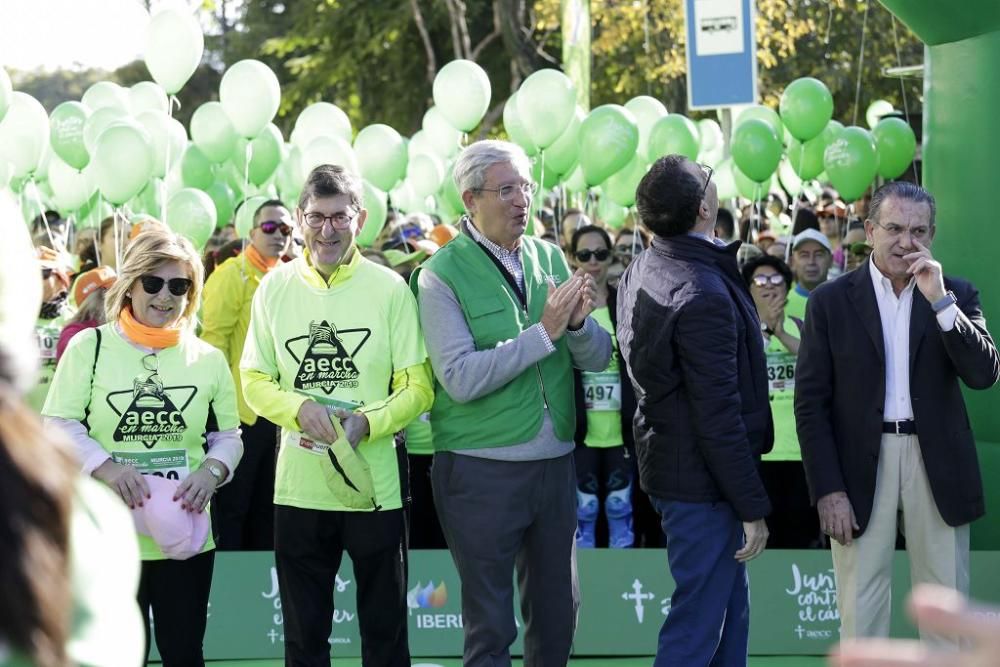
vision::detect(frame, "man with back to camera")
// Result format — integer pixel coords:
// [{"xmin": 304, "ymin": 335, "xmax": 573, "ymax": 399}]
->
[
  {"xmin": 795, "ymin": 181, "xmax": 999, "ymax": 643},
  {"xmin": 616, "ymin": 154, "xmax": 772, "ymax": 666}
]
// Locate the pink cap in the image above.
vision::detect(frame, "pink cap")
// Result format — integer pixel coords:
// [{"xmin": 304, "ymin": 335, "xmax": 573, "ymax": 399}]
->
[{"xmin": 130, "ymin": 475, "xmax": 209, "ymax": 560}]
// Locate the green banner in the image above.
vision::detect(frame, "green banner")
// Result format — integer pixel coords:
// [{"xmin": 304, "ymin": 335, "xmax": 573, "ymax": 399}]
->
[
  {"xmin": 561, "ymin": 0, "xmax": 591, "ymax": 111},
  {"xmin": 149, "ymin": 550, "xmax": 1000, "ymax": 660}
]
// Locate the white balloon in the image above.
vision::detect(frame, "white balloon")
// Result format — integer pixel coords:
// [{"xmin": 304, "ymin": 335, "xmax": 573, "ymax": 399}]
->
[
  {"xmin": 300, "ymin": 136, "xmax": 359, "ymax": 176},
  {"xmin": 0, "ymin": 92, "xmax": 50, "ymax": 178},
  {"xmin": 421, "ymin": 107, "xmax": 461, "ymax": 159},
  {"xmin": 294, "ymin": 103, "xmax": 352, "ymax": 148},
  {"xmin": 129, "ymin": 81, "xmax": 169, "ymax": 114},
  {"xmin": 82, "ymin": 81, "xmax": 130, "ymax": 113},
  {"xmin": 48, "ymin": 156, "xmax": 96, "ymax": 211},
  {"xmin": 136, "ymin": 111, "xmax": 188, "ymax": 178},
  {"xmin": 144, "ymin": 6, "xmax": 204, "ymax": 94}
]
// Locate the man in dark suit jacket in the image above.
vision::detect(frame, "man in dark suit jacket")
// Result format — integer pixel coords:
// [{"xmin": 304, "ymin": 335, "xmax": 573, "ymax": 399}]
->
[
  {"xmin": 795, "ymin": 181, "xmax": 999, "ymax": 642},
  {"xmin": 618, "ymin": 155, "xmax": 771, "ymax": 667}
]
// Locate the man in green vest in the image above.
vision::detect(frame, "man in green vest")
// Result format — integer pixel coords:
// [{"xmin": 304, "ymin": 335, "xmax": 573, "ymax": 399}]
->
[{"xmin": 411, "ymin": 140, "xmax": 612, "ymax": 667}]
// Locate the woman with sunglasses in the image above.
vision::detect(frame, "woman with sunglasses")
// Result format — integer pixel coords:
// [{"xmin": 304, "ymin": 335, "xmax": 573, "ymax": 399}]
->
[
  {"xmin": 741, "ymin": 255, "xmax": 820, "ymax": 548},
  {"xmin": 201, "ymin": 199, "xmax": 291, "ymax": 551},
  {"xmin": 43, "ymin": 227, "xmax": 243, "ymax": 666},
  {"xmin": 568, "ymin": 225, "xmax": 639, "ymax": 548}
]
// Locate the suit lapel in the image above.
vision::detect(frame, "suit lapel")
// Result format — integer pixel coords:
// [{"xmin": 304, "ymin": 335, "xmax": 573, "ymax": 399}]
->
[
  {"xmin": 848, "ymin": 261, "xmax": 885, "ymax": 362},
  {"xmin": 909, "ymin": 290, "xmax": 932, "ymax": 373}
]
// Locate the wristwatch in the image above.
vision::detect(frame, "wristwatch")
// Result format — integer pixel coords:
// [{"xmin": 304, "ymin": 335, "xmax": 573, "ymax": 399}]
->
[
  {"xmin": 205, "ymin": 463, "xmax": 224, "ymax": 482},
  {"xmin": 931, "ymin": 290, "xmax": 957, "ymax": 313}
]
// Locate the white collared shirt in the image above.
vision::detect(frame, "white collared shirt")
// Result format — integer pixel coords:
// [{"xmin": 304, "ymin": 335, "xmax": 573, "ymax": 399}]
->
[{"xmin": 869, "ymin": 257, "xmax": 958, "ymax": 420}]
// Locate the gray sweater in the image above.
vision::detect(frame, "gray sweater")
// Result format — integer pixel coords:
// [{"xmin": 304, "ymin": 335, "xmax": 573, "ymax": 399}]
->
[{"xmin": 417, "ymin": 268, "xmax": 612, "ymax": 461}]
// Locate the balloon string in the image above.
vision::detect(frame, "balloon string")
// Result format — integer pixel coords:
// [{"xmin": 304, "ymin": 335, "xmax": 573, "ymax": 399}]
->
[
  {"xmin": 244, "ymin": 141, "xmax": 253, "ymax": 202},
  {"xmin": 851, "ymin": 0, "xmax": 870, "ymax": 128},
  {"xmin": 28, "ymin": 177, "xmax": 56, "ymax": 251},
  {"xmin": 113, "ymin": 207, "xmax": 124, "ymax": 270},
  {"xmin": 889, "ymin": 14, "xmax": 919, "ymax": 185},
  {"xmin": 169, "ymin": 95, "xmax": 181, "ymax": 115}
]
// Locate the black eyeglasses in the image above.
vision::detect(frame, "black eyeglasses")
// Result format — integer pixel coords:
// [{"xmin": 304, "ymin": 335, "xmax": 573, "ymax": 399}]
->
[
  {"xmin": 258, "ymin": 220, "xmax": 291, "ymax": 236},
  {"xmin": 139, "ymin": 275, "xmax": 193, "ymax": 296},
  {"xmin": 699, "ymin": 164, "xmax": 714, "ymax": 198},
  {"xmin": 575, "ymin": 249, "xmax": 611, "ymax": 263},
  {"xmin": 303, "ymin": 210, "xmax": 358, "ymax": 229},
  {"xmin": 751, "ymin": 273, "xmax": 785, "ymax": 288}
]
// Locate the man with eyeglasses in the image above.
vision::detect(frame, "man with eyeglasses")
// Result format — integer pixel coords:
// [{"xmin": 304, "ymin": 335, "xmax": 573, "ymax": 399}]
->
[
  {"xmin": 411, "ymin": 139, "xmax": 611, "ymax": 667},
  {"xmin": 616, "ymin": 154, "xmax": 772, "ymax": 667},
  {"xmin": 241, "ymin": 165, "xmax": 432, "ymax": 667},
  {"xmin": 796, "ymin": 181, "xmax": 999, "ymax": 643},
  {"xmin": 201, "ymin": 199, "xmax": 291, "ymax": 551}
]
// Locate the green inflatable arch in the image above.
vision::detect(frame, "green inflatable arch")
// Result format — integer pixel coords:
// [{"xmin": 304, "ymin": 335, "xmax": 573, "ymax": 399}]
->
[{"xmin": 880, "ymin": 0, "xmax": 1000, "ymax": 547}]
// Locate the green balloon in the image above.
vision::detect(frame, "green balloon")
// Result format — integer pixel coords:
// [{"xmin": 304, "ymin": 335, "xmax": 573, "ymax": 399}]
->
[
  {"xmin": 736, "ymin": 105, "xmax": 783, "ymax": 138},
  {"xmin": 647, "ymin": 114, "xmax": 700, "ymax": 162},
  {"xmin": 293, "ymin": 103, "xmax": 352, "ymax": 147},
  {"xmin": 872, "ymin": 117, "xmax": 916, "ymax": 179},
  {"xmin": 220, "ymin": 59, "xmax": 281, "ymax": 138},
  {"xmin": 787, "ymin": 135, "xmax": 826, "ymax": 180},
  {"xmin": 823, "ymin": 126, "xmax": 879, "ymax": 202},
  {"xmin": 301, "ymin": 136, "xmax": 359, "ymax": 177},
  {"xmin": 191, "ymin": 102, "xmax": 238, "ymax": 164},
  {"xmin": 731, "ymin": 118, "xmax": 782, "ymax": 183},
  {"xmin": 166, "ymin": 188, "xmax": 216, "ymax": 250},
  {"xmin": 91, "ymin": 122, "xmax": 153, "ymax": 205},
  {"xmin": 81, "ymin": 81, "xmax": 129, "ymax": 113},
  {"xmin": 0, "ymin": 92, "xmax": 49, "ymax": 178},
  {"xmin": 232, "ymin": 123, "xmax": 283, "ymax": 186},
  {"xmin": 597, "ymin": 197, "xmax": 628, "ymax": 229},
  {"xmin": 354, "ymin": 124, "xmax": 407, "ymax": 191},
  {"xmin": 564, "ymin": 164, "xmax": 587, "ymax": 194},
  {"xmin": 136, "ymin": 111, "xmax": 187, "ymax": 179},
  {"xmin": 433, "ymin": 59, "xmax": 492, "ymax": 132},
  {"xmin": 75, "ymin": 191, "xmax": 113, "ymax": 231},
  {"xmin": 578, "ymin": 105, "xmax": 639, "ymax": 186},
  {"xmin": 440, "ymin": 163, "xmax": 464, "ymax": 213},
  {"xmin": 235, "ymin": 195, "xmax": 267, "ymax": 238},
  {"xmin": 603, "ymin": 155, "xmax": 648, "ymax": 208},
  {"xmin": 733, "ymin": 163, "xmax": 767, "ymax": 201},
  {"xmin": 134, "ymin": 179, "xmax": 165, "ymax": 217},
  {"xmin": 822, "ymin": 120, "xmax": 845, "ymax": 148},
  {"xmin": 49, "ymin": 101, "xmax": 90, "ymax": 170},
  {"xmin": 502, "ymin": 92, "xmax": 538, "ymax": 156},
  {"xmin": 625, "ymin": 96, "xmax": 669, "ymax": 160},
  {"xmin": 408, "ymin": 152, "xmax": 445, "ymax": 198},
  {"xmin": 206, "ymin": 181, "xmax": 235, "ymax": 228},
  {"xmin": 357, "ymin": 181, "xmax": 388, "ymax": 247},
  {"xmin": 714, "ymin": 158, "xmax": 738, "ymax": 200},
  {"xmin": 422, "ymin": 107, "xmax": 462, "ymax": 159},
  {"xmin": 517, "ymin": 69, "xmax": 577, "ymax": 149},
  {"xmin": 144, "ymin": 7, "xmax": 204, "ymax": 95},
  {"xmin": 48, "ymin": 155, "xmax": 95, "ymax": 211},
  {"xmin": 0, "ymin": 66, "xmax": 11, "ymax": 123},
  {"xmin": 532, "ymin": 155, "xmax": 560, "ymax": 190},
  {"xmin": 83, "ymin": 106, "xmax": 127, "ymax": 156},
  {"xmin": 546, "ymin": 107, "xmax": 585, "ymax": 176},
  {"xmin": 180, "ymin": 144, "xmax": 213, "ymax": 190},
  {"xmin": 779, "ymin": 77, "xmax": 834, "ymax": 141},
  {"xmin": 276, "ymin": 145, "xmax": 305, "ymax": 204},
  {"xmin": 129, "ymin": 81, "xmax": 169, "ymax": 114}
]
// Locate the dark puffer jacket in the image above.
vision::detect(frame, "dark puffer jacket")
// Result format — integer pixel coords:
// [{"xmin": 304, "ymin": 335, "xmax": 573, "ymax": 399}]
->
[{"xmin": 616, "ymin": 234, "xmax": 772, "ymax": 522}]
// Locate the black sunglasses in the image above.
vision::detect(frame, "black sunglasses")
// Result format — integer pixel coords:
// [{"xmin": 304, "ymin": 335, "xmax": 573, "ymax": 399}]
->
[
  {"xmin": 575, "ymin": 249, "xmax": 611, "ymax": 263},
  {"xmin": 258, "ymin": 220, "xmax": 291, "ymax": 236},
  {"xmin": 139, "ymin": 275, "xmax": 193, "ymax": 296}
]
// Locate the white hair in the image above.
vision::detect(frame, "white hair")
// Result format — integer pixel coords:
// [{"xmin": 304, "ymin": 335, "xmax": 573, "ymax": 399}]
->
[{"xmin": 452, "ymin": 140, "xmax": 532, "ymax": 195}]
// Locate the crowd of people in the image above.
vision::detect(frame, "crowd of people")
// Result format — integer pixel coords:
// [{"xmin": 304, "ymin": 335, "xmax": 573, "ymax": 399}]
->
[{"xmin": 3, "ymin": 138, "xmax": 997, "ymax": 667}]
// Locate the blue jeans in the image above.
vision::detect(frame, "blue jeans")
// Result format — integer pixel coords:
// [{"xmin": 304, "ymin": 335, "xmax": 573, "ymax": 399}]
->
[{"xmin": 651, "ymin": 497, "xmax": 750, "ymax": 667}]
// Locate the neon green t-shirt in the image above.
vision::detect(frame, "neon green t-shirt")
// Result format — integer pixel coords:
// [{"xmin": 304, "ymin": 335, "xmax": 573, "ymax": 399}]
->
[
  {"xmin": 405, "ymin": 413, "xmax": 434, "ymax": 456},
  {"xmin": 785, "ymin": 286, "xmax": 808, "ymax": 322},
  {"xmin": 42, "ymin": 324, "xmax": 240, "ymax": 560},
  {"xmin": 242, "ymin": 257, "xmax": 427, "ymax": 512},
  {"xmin": 582, "ymin": 306, "xmax": 624, "ymax": 449},
  {"xmin": 762, "ymin": 315, "xmax": 801, "ymax": 462},
  {"xmin": 26, "ymin": 314, "xmax": 71, "ymax": 413}
]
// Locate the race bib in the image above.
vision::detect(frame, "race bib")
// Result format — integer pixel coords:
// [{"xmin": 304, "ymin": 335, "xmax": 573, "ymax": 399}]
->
[
  {"xmin": 112, "ymin": 449, "xmax": 190, "ymax": 481},
  {"xmin": 583, "ymin": 371, "xmax": 621, "ymax": 411},
  {"xmin": 36, "ymin": 324, "xmax": 59, "ymax": 361},
  {"xmin": 766, "ymin": 351, "xmax": 796, "ymax": 392}
]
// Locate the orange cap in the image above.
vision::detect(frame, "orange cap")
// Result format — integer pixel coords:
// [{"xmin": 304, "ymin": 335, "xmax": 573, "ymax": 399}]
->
[{"xmin": 73, "ymin": 266, "xmax": 117, "ymax": 306}]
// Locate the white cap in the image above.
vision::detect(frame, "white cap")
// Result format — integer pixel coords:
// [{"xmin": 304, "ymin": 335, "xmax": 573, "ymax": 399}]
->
[{"xmin": 792, "ymin": 228, "xmax": 833, "ymax": 253}]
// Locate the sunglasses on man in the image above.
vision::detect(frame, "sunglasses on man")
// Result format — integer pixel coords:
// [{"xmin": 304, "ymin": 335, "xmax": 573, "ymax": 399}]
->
[
  {"xmin": 258, "ymin": 220, "xmax": 291, "ymax": 236},
  {"xmin": 139, "ymin": 275, "xmax": 193, "ymax": 296}
]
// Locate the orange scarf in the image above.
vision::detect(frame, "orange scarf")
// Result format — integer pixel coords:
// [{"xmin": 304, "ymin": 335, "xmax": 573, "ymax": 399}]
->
[
  {"xmin": 118, "ymin": 307, "xmax": 182, "ymax": 349},
  {"xmin": 245, "ymin": 244, "xmax": 278, "ymax": 274}
]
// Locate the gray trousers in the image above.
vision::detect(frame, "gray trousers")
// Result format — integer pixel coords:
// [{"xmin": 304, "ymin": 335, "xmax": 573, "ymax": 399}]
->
[{"xmin": 432, "ymin": 451, "xmax": 580, "ymax": 667}]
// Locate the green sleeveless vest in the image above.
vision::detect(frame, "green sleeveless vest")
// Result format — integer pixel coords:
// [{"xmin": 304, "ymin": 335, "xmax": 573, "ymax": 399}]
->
[{"xmin": 412, "ymin": 231, "xmax": 576, "ymax": 451}]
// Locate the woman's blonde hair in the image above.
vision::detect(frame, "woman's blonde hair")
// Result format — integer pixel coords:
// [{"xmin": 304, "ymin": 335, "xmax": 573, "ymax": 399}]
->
[{"xmin": 104, "ymin": 228, "xmax": 204, "ymax": 333}]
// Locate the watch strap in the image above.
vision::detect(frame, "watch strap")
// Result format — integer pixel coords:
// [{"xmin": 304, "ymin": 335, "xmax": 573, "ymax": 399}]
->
[{"xmin": 931, "ymin": 290, "xmax": 957, "ymax": 313}]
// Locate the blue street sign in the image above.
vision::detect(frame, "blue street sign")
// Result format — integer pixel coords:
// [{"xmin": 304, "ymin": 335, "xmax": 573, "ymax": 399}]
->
[{"xmin": 684, "ymin": 0, "xmax": 758, "ymax": 109}]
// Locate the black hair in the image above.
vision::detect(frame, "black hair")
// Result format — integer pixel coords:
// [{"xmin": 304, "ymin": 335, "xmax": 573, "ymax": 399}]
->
[
  {"xmin": 253, "ymin": 198, "xmax": 288, "ymax": 225},
  {"xmin": 635, "ymin": 155, "xmax": 703, "ymax": 237},
  {"xmin": 868, "ymin": 181, "xmax": 936, "ymax": 227},
  {"xmin": 298, "ymin": 165, "xmax": 363, "ymax": 211},
  {"xmin": 792, "ymin": 208, "xmax": 819, "ymax": 235},
  {"xmin": 741, "ymin": 254, "xmax": 794, "ymax": 291},
  {"xmin": 570, "ymin": 225, "xmax": 613, "ymax": 254},
  {"xmin": 714, "ymin": 207, "xmax": 736, "ymax": 240}
]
